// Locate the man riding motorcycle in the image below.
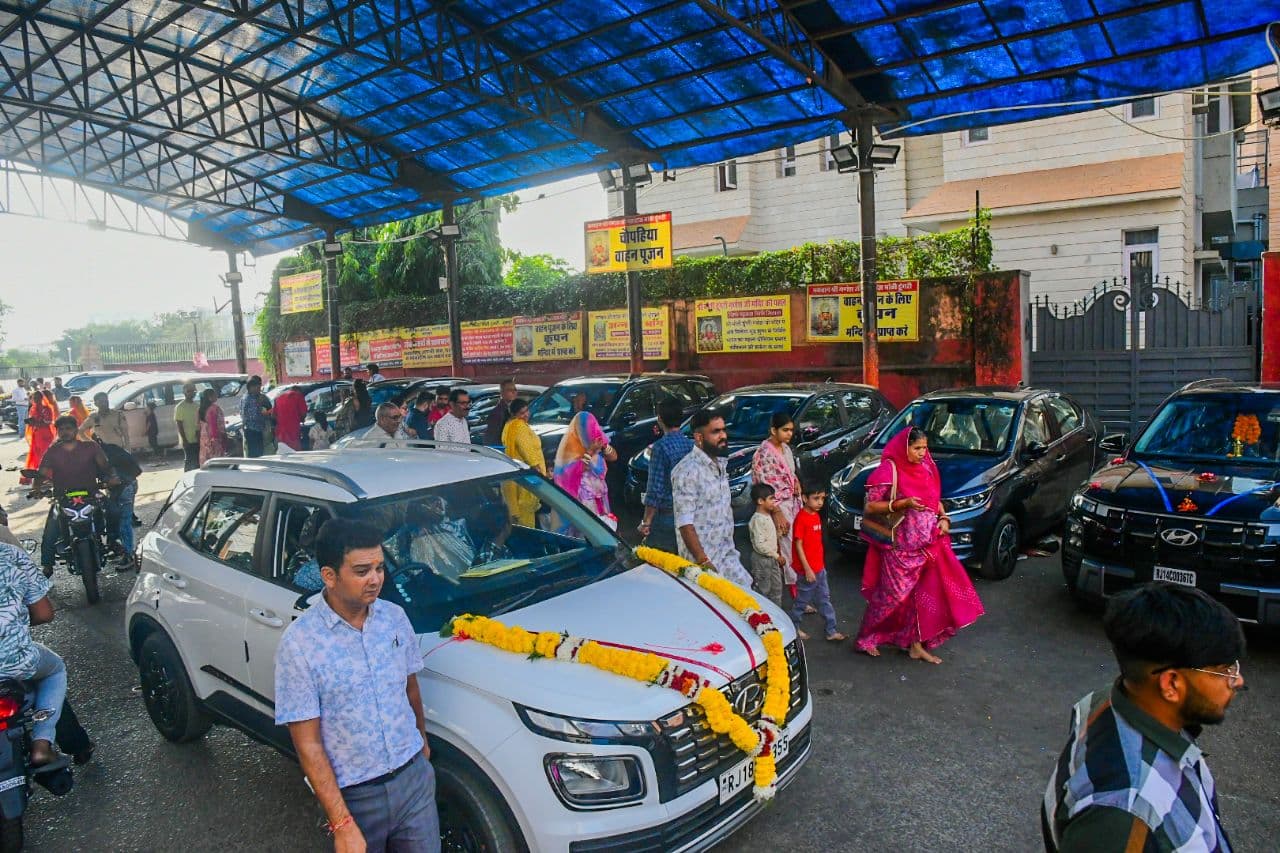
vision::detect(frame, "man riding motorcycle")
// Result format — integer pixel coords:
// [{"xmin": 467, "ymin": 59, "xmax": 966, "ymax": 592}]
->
[{"xmin": 34, "ymin": 416, "xmax": 119, "ymax": 579}]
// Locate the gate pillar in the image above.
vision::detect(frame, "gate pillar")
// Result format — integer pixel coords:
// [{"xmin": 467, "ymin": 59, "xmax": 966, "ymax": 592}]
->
[
  {"xmin": 1264, "ymin": 252, "xmax": 1280, "ymax": 383},
  {"xmin": 974, "ymin": 270, "xmax": 1030, "ymax": 387}
]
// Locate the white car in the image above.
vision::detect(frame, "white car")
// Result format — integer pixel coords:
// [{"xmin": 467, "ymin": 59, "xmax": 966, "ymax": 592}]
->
[
  {"xmin": 125, "ymin": 442, "xmax": 812, "ymax": 851},
  {"xmin": 108, "ymin": 372, "xmax": 246, "ymax": 447}
]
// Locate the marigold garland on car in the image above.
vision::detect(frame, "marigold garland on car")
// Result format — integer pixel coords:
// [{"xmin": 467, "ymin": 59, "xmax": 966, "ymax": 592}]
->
[{"xmin": 440, "ymin": 547, "xmax": 796, "ymax": 802}]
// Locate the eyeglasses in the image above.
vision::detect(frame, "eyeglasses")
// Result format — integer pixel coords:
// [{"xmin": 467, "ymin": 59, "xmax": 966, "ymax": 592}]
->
[{"xmin": 1154, "ymin": 660, "xmax": 1244, "ymax": 688}]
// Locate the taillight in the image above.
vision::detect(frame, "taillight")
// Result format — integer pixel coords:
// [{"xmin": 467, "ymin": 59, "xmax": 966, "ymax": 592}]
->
[{"xmin": 0, "ymin": 696, "xmax": 20, "ymax": 731}]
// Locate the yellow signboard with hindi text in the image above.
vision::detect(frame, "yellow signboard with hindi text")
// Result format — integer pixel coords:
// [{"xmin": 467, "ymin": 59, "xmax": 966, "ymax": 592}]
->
[
  {"xmin": 806, "ymin": 281, "xmax": 920, "ymax": 343},
  {"xmin": 694, "ymin": 295, "xmax": 791, "ymax": 353},
  {"xmin": 585, "ymin": 212, "xmax": 673, "ymax": 274},
  {"xmin": 587, "ymin": 307, "xmax": 670, "ymax": 360},
  {"xmin": 279, "ymin": 270, "xmax": 324, "ymax": 315}
]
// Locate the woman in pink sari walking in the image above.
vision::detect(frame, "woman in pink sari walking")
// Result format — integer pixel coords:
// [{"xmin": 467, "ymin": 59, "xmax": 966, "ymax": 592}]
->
[{"xmin": 855, "ymin": 426, "xmax": 984, "ymax": 663}]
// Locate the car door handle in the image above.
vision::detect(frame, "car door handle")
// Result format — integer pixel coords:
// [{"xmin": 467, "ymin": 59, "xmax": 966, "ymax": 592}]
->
[
  {"xmin": 1054, "ymin": 454, "xmax": 1067, "ymax": 463},
  {"xmin": 160, "ymin": 572, "xmax": 187, "ymax": 589},
  {"xmin": 249, "ymin": 609, "xmax": 285, "ymax": 629}
]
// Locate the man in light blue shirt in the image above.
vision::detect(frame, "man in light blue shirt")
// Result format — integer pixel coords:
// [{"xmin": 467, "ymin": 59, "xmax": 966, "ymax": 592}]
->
[{"xmin": 275, "ymin": 519, "xmax": 439, "ymax": 852}]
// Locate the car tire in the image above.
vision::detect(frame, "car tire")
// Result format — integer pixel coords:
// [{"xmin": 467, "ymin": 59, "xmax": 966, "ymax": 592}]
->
[
  {"xmin": 436, "ymin": 758, "xmax": 525, "ymax": 853},
  {"xmin": 0, "ymin": 816, "xmax": 23, "ymax": 853},
  {"xmin": 976, "ymin": 512, "xmax": 1020, "ymax": 580},
  {"xmin": 138, "ymin": 632, "xmax": 212, "ymax": 743}
]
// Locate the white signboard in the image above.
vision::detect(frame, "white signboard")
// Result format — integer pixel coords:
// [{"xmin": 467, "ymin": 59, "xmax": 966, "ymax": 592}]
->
[{"xmin": 283, "ymin": 341, "xmax": 313, "ymax": 378}]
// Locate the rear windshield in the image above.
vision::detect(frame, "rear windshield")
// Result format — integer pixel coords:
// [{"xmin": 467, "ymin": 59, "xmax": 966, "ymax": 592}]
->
[
  {"xmin": 876, "ymin": 398, "xmax": 1019, "ymax": 455},
  {"xmin": 700, "ymin": 393, "xmax": 807, "ymax": 443},
  {"xmin": 1134, "ymin": 393, "xmax": 1280, "ymax": 464}
]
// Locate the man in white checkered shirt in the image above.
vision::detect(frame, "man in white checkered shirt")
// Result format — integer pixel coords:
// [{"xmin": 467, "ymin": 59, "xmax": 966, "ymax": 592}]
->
[{"xmin": 1042, "ymin": 583, "xmax": 1245, "ymax": 852}]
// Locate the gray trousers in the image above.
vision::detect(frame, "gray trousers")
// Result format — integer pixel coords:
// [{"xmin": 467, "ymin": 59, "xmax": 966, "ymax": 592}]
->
[
  {"xmin": 343, "ymin": 752, "xmax": 441, "ymax": 852},
  {"xmin": 748, "ymin": 550, "xmax": 785, "ymax": 607}
]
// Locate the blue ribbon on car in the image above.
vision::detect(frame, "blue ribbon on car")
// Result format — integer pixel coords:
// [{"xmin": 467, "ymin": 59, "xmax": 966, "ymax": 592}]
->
[{"xmin": 1134, "ymin": 461, "xmax": 1173, "ymax": 512}]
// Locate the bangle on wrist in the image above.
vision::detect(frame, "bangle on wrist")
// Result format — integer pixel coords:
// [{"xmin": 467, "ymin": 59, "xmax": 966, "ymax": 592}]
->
[{"xmin": 327, "ymin": 815, "xmax": 355, "ymax": 836}]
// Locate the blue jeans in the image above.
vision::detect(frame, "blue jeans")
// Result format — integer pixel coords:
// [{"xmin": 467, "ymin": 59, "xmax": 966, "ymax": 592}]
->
[
  {"xmin": 29, "ymin": 644, "xmax": 66, "ymax": 744},
  {"xmin": 15, "ymin": 405, "xmax": 25, "ymax": 437},
  {"xmin": 244, "ymin": 429, "xmax": 264, "ymax": 458},
  {"xmin": 112, "ymin": 481, "xmax": 137, "ymax": 556},
  {"xmin": 791, "ymin": 571, "xmax": 838, "ymax": 636}
]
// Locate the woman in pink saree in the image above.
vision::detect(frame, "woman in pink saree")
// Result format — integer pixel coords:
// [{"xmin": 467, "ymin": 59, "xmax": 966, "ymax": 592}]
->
[
  {"xmin": 855, "ymin": 426, "xmax": 984, "ymax": 664},
  {"xmin": 553, "ymin": 411, "xmax": 617, "ymax": 525}
]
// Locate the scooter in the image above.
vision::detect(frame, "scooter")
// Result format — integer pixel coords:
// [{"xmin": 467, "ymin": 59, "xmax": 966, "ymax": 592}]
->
[{"xmin": 0, "ymin": 680, "xmax": 74, "ymax": 852}]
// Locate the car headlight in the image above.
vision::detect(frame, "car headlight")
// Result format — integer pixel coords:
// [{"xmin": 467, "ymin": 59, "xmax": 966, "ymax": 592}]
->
[
  {"xmin": 546, "ymin": 755, "xmax": 645, "ymax": 808},
  {"xmin": 729, "ymin": 476, "xmax": 752, "ymax": 504},
  {"xmin": 519, "ymin": 706, "xmax": 655, "ymax": 742},
  {"xmin": 941, "ymin": 488, "xmax": 992, "ymax": 513},
  {"xmin": 1070, "ymin": 493, "xmax": 1102, "ymax": 516}
]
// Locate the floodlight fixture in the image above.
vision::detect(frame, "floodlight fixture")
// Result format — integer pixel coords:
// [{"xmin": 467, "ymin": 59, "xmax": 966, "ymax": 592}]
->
[
  {"xmin": 624, "ymin": 163, "xmax": 653, "ymax": 186},
  {"xmin": 438, "ymin": 223, "xmax": 462, "ymax": 238},
  {"xmin": 597, "ymin": 168, "xmax": 618, "ymax": 190},
  {"xmin": 868, "ymin": 143, "xmax": 902, "ymax": 166},
  {"xmin": 830, "ymin": 144, "xmax": 859, "ymax": 174},
  {"xmin": 1258, "ymin": 86, "xmax": 1280, "ymax": 126},
  {"xmin": 224, "ymin": 271, "xmax": 244, "ymax": 285},
  {"xmin": 323, "ymin": 240, "xmax": 343, "ymax": 255}
]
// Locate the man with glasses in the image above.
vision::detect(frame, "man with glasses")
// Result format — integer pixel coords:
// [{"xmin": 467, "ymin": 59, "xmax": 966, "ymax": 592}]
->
[
  {"xmin": 1043, "ymin": 583, "xmax": 1245, "ymax": 852},
  {"xmin": 351, "ymin": 403, "xmax": 412, "ymax": 442},
  {"xmin": 432, "ymin": 389, "xmax": 473, "ymax": 445}
]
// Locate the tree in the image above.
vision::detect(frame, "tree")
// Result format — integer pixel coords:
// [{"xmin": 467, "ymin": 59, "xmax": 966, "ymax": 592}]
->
[
  {"xmin": 503, "ymin": 253, "xmax": 574, "ymax": 289},
  {"xmin": 0, "ymin": 298, "xmax": 8, "ymax": 349}
]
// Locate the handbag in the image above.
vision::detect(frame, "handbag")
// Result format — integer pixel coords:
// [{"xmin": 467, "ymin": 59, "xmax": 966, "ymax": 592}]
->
[{"xmin": 860, "ymin": 461, "xmax": 904, "ymax": 547}]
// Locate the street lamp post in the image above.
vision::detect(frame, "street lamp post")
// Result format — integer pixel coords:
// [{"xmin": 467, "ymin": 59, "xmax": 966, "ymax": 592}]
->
[{"xmin": 713, "ymin": 235, "xmax": 729, "ymax": 257}]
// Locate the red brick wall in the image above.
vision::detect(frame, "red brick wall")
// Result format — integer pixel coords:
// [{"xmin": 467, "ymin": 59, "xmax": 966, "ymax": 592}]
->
[{"xmin": 279, "ymin": 271, "xmax": 1028, "ymax": 409}]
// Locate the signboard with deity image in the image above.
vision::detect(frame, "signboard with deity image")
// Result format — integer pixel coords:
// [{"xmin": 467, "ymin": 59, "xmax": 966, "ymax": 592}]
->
[
  {"xmin": 584, "ymin": 212, "xmax": 673, "ymax": 274},
  {"xmin": 806, "ymin": 281, "xmax": 920, "ymax": 342},
  {"xmin": 693, "ymin": 295, "xmax": 791, "ymax": 353}
]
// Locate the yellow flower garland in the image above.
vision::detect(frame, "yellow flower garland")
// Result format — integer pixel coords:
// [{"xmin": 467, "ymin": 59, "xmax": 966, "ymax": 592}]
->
[{"xmin": 442, "ymin": 547, "xmax": 795, "ymax": 802}]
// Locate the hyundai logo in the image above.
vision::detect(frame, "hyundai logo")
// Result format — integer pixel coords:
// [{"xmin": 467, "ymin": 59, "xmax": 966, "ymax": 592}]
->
[
  {"xmin": 731, "ymin": 682, "xmax": 764, "ymax": 718},
  {"xmin": 1160, "ymin": 528, "xmax": 1200, "ymax": 547}
]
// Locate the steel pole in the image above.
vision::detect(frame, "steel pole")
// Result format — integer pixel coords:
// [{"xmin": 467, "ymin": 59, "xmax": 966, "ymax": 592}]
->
[
  {"xmin": 227, "ymin": 251, "xmax": 248, "ymax": 375},
  {"xmin": 443, "ymin": 202, "xmax": 464, "ymax": 376},
  {"xmin": 325, "ymin": 230, "xmax": 341, "ymax": 379},
  {"xmin": 857, "ymin": 114, "xmax": 880, "ymax": 387},
  {"xmin": 622, "ymin": 180, "xmax": 644, "ymax": 375}
]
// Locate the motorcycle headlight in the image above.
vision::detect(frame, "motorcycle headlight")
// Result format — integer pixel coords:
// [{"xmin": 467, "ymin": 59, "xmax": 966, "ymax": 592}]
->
[
  {"xmin": 545, "ymin": 755, "xmax": 645, "ymax": 809},
  {"xmin": 941, "ymin": 488, "xmax": 992, "ymax": 513}
]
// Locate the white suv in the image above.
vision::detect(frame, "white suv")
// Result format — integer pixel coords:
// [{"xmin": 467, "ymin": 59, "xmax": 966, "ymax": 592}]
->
[{"xmin": 125, "ymin": 442, "xmax": 812, "ymax": 851}]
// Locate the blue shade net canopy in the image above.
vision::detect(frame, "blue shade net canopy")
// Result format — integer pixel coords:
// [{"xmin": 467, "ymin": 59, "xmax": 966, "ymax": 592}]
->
[{"xmin": 0, "ymin": 0, "xmax": 1273, "ymax": 252}]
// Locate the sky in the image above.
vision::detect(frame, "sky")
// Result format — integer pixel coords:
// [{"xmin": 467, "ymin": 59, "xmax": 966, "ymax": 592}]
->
[{"xmin": 0, "ymin": 176, "xmax": 606, "ymax": 350}]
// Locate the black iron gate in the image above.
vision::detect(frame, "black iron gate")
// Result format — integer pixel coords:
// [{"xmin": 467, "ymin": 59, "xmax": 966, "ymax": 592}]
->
[{"xmin": 1029, "ymin": 277, "xmax": 1258, "ymax": 435}]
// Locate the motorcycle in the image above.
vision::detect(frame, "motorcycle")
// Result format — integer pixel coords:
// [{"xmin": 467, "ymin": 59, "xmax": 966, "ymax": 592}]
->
[
  {"xmin": 22, "ymin": 475, "xmax": 109, "ymax": 605},
  {"xmin": 0, "ymin": 680, "xmax": 74, "ymax": 852}
]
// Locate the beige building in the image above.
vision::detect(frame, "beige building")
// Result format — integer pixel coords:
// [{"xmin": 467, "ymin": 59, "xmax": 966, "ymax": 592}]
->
[{"xmin": 615, "ymin": 79, "xmax": 1270, "ymax": 306}]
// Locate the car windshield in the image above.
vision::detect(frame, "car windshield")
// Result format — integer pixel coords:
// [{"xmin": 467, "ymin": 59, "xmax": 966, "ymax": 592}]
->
[
  {"xmin": 699, "ymin": 393, "xmax": 807, "ymax": 443},
  {"xmin": 528, "ymin": 382, "xmax": 621, "ymax": 425},
  {"xmin": 877, "ymin": 398, "xmax": 1019, "ymax": 455},
  {"xmin": 338, "ymin": 472, "xmax": 631, "ymax": 633},
  {"xmin": 1133, "ymin": 393, "xmax": 1280, "ymax": 464},
  {"xmin": 370, "ymin": 382, "xmax": 418, "ymax": 407}
]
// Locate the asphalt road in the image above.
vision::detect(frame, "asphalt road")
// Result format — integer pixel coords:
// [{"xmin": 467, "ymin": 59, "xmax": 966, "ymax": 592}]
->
[{"xmin": 2, "ymin": 432, "xmax": 1277, "ymax": 852}]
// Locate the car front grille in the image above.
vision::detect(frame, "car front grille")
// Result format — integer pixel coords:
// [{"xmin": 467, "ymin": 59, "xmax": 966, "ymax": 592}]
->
[{"xmin": 651, "ymin": 639, "xmax": 808, "ymax": 802}]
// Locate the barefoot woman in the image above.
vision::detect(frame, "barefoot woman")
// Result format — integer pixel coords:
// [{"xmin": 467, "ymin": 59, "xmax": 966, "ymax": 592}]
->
[{"xmin": 854, "ymin": 427, "xmax": 984, "ymax": 663}]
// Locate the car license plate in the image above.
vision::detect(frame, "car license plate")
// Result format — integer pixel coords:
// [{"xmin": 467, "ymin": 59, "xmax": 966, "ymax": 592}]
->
[
  {"xmin": 1153, "ymin": 566, "xmax": 1197, "ymax": 587},
  {"xmin": 852, "ymin": 514, "xmax": 862, "ymax": 530},
  {"xmin": 0, "ymin": 775, "xmax": 24, "ymax": 793},
  {"xmin": 717, "ymin": 729, "xmax": 790, "ymax": 804}
]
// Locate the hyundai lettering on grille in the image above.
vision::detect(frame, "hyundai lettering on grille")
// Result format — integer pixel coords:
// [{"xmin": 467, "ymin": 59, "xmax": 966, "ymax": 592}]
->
[{"xmin": 1160, "ymin": 528, "xmax": 1200, "ymax": 547}]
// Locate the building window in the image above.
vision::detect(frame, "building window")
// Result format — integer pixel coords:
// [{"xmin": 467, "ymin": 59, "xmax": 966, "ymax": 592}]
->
[
  {"xmin": 1123, "ymin": 228, "xmax": 1159, "ymax": 289},
  {"xmin": 965, "ymin": 127, "xmax": 989, "ymax": 144},
  {"xmin": 1128, "ymin": 97, "xmax": 1157, "ymax": 119},
  {"xmin": 822, "ymin": 134, "xmax": 842, "ymax": 171},
  {"xmin": 777, "ymin": 145, "xmax": 796, "ymax": 178},
  {"xmin": 716, "ymin": 160, "xmax": 738, "ymax": 191}
]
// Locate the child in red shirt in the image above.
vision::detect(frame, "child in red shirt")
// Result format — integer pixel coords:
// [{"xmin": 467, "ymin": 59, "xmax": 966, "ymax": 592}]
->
[{"xmin": 791, "ymin": 483, "xmax": 845, "ymax": 642}]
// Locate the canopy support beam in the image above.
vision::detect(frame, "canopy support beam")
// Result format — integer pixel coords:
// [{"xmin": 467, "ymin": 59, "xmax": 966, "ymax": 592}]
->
[{"xmin": 856, "ymin": 114, "xmax": 880, "ymax": 387}]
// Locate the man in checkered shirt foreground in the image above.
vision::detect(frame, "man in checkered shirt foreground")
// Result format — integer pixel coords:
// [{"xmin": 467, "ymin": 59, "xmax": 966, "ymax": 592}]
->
[{"xmin": 1043, "ymin": 583, "xmax": 1245, "ymax": 852}]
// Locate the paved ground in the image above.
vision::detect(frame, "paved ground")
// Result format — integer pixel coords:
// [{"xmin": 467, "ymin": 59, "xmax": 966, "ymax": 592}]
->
[{"xmin": 2, "ymin": 431, "xmax": 1277, "ymax": 852}]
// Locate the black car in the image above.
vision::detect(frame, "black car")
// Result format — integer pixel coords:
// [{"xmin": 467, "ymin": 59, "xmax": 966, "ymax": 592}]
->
[
  {"xmin": 463, "ymin": 383, "xmax": 547, "ymax": 434},
  {"xmin": 1063, "ymin": 379, "xmax": 1280, "ymax": 625},
  {"xmin": 626, "ymin": 383, "xmax": 897, "ymax": 526},
  {"xmin": 517, "ymin": 373, "xmax": 715, "ymax": 497},
  {"xmin": 827, "ymin": 387, "xmax": 1104, "ymax": 580}
]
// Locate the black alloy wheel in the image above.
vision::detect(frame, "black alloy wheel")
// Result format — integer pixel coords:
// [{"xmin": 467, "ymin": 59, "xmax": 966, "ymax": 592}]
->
[
  {"xmin": 977, "ymin": 512, "xmax": 1020, "ymax": 580},
  {"xmin": 138, "ymin": 633, "xmax": 212, "ymax": 743},
  {"xmin": 436, "ymin": 760, "xmax": 523, "ymax": 853}
]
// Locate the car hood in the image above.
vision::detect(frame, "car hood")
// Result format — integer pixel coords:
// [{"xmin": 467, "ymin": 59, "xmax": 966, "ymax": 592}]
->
[
  {"xmin": 834, "ymin": 448, "xmax": 1013, "ymax": 506},
  {"xmin": 1083, "ymin": 459, "xmax": 1280, "ymax": 522},
  {"xmin": 417, "ymin": 563, "xmax": 792, "ymax": 721}
]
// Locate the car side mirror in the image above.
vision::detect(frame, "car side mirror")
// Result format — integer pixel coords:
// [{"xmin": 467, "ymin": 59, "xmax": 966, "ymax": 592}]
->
[
  {"xmin": 1022, "ymin": 440, "xmax": 1049, "ymax": 460},
  {"xmin": 1098, "ymin": 433, "xmax": 1128, "ymax": 454},
  {"xmin": 122, "ymin": 401, "xmax": 138, "ymax": 411}
]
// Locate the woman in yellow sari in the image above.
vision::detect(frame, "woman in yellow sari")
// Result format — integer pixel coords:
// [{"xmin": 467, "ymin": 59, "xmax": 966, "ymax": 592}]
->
[{"xmin": 501, "ymin": 399, "xmax": 545, "ymax": 527}]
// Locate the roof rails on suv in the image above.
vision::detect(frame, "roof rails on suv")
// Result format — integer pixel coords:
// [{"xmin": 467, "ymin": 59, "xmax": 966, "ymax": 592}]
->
[
  {"xmin": 337, "ymin": 438, "xmax": 524, "ymax": 467},
  {"xmin": 1178, "ymin": 378, "xmax": 1235, "ymax": 392},
  {"xmin": 203, "ymin": 457, "xmax": 367, "ymax": 497}
]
